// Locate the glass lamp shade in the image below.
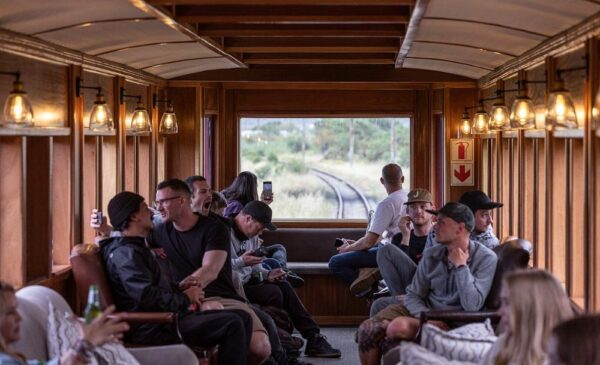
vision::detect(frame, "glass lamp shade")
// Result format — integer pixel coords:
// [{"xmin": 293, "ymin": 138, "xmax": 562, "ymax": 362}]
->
[
  {"xmin": 88, "ymin": 92, "xmax": 113, "ymax": 131},
  {"xmin": 489, "ymin": 101, "xmax": 510, "ymax": 131},
  {"xmin": 458, "ymin": 110, "xmax": 471, "ymax": 137},
  {"xmin": 509, "ymin": 96, "xmax": 535, "ymax": 129},
  {"xmin": 2, "ymin": 80, "xmax": 34, "ymax": 128},
  {"xmin": 130, "ymin": 102, "xmax": 151, "ymax": 133},
  {"xmin": 546, "ymin": 80, "xmax": 577, "ymax": 130},
  {"xmin": 159, "ymin": 105, "xmax": 178, "ymax": 134},
  {"xmin": 472, "ymin": 108, "xmax": 490, "ymax": 134}
]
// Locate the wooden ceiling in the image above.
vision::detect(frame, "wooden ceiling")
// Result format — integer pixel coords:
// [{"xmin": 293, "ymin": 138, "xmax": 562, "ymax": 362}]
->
[{"xmin": 146, "ymin": 0, "xmax": 414, "ymax": 67}]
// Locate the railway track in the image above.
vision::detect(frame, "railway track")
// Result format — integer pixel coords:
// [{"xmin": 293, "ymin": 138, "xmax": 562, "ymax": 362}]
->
[{"xmin": 310, "ymin": 168, "xmax": 371, "ymax": 219}]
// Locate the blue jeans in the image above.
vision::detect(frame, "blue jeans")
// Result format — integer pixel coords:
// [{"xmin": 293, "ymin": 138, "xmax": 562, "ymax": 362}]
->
[
  {"xmin": 328, "ymin": 244, "xmax": 382, "ymax": 285},
  {"xmin": 261, "ymin": 244, "xmax": 288, "ymax": 270}
]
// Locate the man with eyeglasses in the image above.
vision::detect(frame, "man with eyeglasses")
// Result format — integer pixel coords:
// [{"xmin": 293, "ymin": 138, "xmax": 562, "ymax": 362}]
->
[{"xmin": 146, "ymin": 178, "xmax": 272, "ymax": 364}]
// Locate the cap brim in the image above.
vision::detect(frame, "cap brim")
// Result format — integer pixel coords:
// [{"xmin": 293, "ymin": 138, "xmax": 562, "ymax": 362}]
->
[
  {"xmin": 264, "ymin": 222, "xmax": 277, "ymax": 231},
  {"xmin": 405, "ymin": 199, "xmax": 432, "ymax": 205},
  {"xmin": 479, "ymin": 202, "xmax": 503, "ymax": 210}
]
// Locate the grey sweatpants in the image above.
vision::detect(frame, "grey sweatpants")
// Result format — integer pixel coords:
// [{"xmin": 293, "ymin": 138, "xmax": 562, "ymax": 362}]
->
[{"xmin": 376, "ymin": 244, "xmax": 417, "ymax": 296}]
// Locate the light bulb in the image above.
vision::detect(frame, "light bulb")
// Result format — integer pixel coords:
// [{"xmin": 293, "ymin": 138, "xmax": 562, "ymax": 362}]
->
[
  {"xmin": 130, "ymin": 102, "xmax": 151, "ymax": 133},
  {"xmin": 89, "ymin": 92, "xmax": 113, "ymax": 131},
  {"xmin": 159, "ymin": 105, "xmax": 178, "ymax": 134},
  {"xmin": 472, "ymin": 107, "xmax": 489, "ymax": 134},
  {"xmin": 489, "ymin": 101, "xmax": 510, "ymax": 130}
]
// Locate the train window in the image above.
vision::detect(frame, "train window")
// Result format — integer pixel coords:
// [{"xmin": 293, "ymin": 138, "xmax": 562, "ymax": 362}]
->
[{"xmin": 240, "ymin": 117, "xmax": 411, "ymax": 220}]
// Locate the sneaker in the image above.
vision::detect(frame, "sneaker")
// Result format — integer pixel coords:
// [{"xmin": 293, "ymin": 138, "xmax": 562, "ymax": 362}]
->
[
  {"xmin": 285, "ymin": 270, "xmax": 305, "ymax": 288},
  {"xmin": 372, "ymin": 286, "xmax": 390, "ymax": 300},
  {"xmin": 288, "ymin": 356, "xmax": 314, "ymax": 365},
  {"xmin": 349, "ymin": 268, "xmax": 381, "ymax": 296},
  {"xmin": 304, "ymin": 334, "xmax": 341, "ymax": 358}
]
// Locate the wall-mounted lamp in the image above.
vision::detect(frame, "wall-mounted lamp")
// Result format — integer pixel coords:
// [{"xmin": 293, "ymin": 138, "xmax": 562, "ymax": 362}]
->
[
  {"xmin": 153, "ymin": 93, "xmax": 178, "ymax": 135},
  {"xmin": 472, "ymin": 103, "xmax": 490, "ymax": 134},
  {"xmin": 121, "ymin": 88, "xmax": 151, "ymax": 134},
  {"xmin": 0, "ymin": 71, "xmax": 34, "ymax": 128},
  {"xmin": 509, "ymin": 80, "xmax": 544, "ymax": 130},
  {"xmin": 487, "ymin": 90, "xmax": 511, "ymax": 131},
  {"xmin": 545, "ymin": 62, "xmax": 587, "ymax": 131},
  {"xmin": 76, "ymin": 77, "xmax": 113, "ymax": 132},
  {"xmin": 458, "ymin": 108, "xmax": 471, "ymax": 137},
  {"xmin": 594, "ymin": 85, "xmax": 600, "ymax": 131}
]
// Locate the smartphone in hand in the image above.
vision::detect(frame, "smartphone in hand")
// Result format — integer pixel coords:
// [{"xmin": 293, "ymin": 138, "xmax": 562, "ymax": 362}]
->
[
  {"xmin": 262, "ymin": 181, "xmax": 273, "ymax": 200},
  {"xmin": 250, "ymin": 247, "xmax": 267, "ymax": 257},
  {"xmin": 334, "ymin": 238, "xmax": 344, "ymax": 247}
]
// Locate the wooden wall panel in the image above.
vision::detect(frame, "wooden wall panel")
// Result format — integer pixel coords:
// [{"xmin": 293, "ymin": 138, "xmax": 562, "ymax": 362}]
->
[
  {"xmin": 551, "ymin": 139, "xmax": 567, "ymax": 286},
  {"xmin": 535, "ymin": 138, "xmax": 547, "ymax": 269},
  {"xmin": 571, "ymin": 140, "xmax": 585, "ymax": 306},
  {"xmin": 25, "ymin": 137, "xmax": 52, "ymax": 282},
  {"xmin": 0, "ymin": 137, "xmax": 25, "ymax": 287},
  {"xmin": 101, "ymin": 137, "xmax": 117, "ymax": 216},
  {"xmin": 166, "ymin": 87, "xmax": 199, "ymax": 180},
  {"xmin": 52, "ymin": 138, "xmax": 72, "ymax": 266},
  {"xmin": 82, "ymin": 137, "xmax": 97, "ymax": 243},
  {"xmin": 499, "ymin": 138, "xmax": 510, "ymax": 239},
  {"xmin": 138, "ymin": 137, "xmax": 151, "ymax": 201},
  {"xmin": 125, "ymin": 137, "xmax": 136, "ymax": 191},
  {"xmin": 413, "ymin": 89, "xmax": 432, "ymax": 190}
]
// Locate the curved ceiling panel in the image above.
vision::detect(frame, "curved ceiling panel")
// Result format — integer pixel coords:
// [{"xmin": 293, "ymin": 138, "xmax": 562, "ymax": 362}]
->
[
  {"xmin": 409, "ymin": 42, "xmax": 512, "ymax": 70},
  {"xmin": 403, "ymin": 58, "xmax": 488, "ymax": 79},
  {"xmin": 101, "ymin": 42, "xmax": 221, "ymax": 69},
  {"xmin": 0, "ymin": 0, "xmax": 147, "ymax": 34},
  {"xmin": 414, "ymin": 18, "xmax": 545, "ymax": 55},
  {"xmin": 425, "ymin": 0, "xmax": 599, "ymax": 37},
  {"xmin": 38, "ymin": 20, "xmax": 189, "ymax": 55},
  {"xmin": 145, "ymin": 58, "xmax": 239, "ymax": 79}
]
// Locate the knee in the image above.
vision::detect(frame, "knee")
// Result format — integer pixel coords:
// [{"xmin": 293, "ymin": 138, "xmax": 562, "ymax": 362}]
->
[
  {"xmin": 250, "ymin": 332, "xmax": 271, "ymax": 363},
  {"xmin": 386, "ymin": 317, "xmax": 417, "ymax": 340},
  {"xmin": 328, "ymin": 254, "xmax": 341, "ymax": 269},
  {"xmin": 376, "ymin": 244, "xmax": 393, "ymax": 265}
]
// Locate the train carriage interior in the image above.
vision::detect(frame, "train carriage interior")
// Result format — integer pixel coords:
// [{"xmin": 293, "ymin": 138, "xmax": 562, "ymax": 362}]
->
[{"xmin": 1, "ymin": 0, "xmax": 600, "ymax": 364}]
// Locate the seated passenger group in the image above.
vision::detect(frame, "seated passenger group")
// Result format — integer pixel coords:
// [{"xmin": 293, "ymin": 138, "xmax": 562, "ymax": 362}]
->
[{"xmin": 77, "ymin": 163, "xmax": 599, "ymax": 365}]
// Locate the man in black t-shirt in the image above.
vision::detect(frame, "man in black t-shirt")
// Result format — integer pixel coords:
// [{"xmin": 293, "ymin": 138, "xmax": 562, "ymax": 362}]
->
[
  {"xmin": 375, "ymin": 189, "xmax": 435, "ymax": 298},
  {"xmin": 147, "ymin": 179, "xmax": 271, "ymax": 365}
]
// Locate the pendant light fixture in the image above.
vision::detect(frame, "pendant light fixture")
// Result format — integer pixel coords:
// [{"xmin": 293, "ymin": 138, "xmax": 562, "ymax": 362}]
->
[
  {"xmin": 510, "ymin": 95, "xmax": 536, "ymax": 129},
  {"xmin": 1, "ymin": 71, "xmax": 34, "ymax": 128},
  {"xmin": 545, "ymin": 78, "xmax": 577, "ymax": 130},
  {"xmin": 459, "ymin": 108, "xmax": 471, "ymax": 137}
]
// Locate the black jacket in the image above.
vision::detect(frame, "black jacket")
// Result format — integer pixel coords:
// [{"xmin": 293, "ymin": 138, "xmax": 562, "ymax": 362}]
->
[{"xmin": 100, "ymin": 235, "xmax": 189, "ymax": 344}]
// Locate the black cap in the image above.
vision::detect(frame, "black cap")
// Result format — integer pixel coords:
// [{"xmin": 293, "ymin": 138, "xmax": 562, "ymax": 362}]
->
[
  {"xmin": 108, "ymin": 191, "xmax": 144, "ymax": 229},
  {"xmin": 242, "ymin": 201, "xmax": 277, "ymax": 231},
  {"xmin": 426, "ymin": 202, "xmax": 475, "ymax": 232},
  {"xmin": 459, "ymin": 190, "xmax": 503, "ymax": 214}
]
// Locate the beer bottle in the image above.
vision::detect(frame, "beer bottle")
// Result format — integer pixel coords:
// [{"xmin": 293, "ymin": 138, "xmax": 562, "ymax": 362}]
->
[{"xmin": 84, "ymin": 284, "xmax": 102, "ymax": 324}]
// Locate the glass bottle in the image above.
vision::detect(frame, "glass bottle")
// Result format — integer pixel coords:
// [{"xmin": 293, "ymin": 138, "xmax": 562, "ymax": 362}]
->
[{"xmin": 84, "ymin": 284, "xmax": 102, "ymax": 324}]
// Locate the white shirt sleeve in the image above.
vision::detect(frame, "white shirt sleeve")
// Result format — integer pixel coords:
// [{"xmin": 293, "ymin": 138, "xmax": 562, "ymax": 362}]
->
[{"xmin": 368, "ymin": 199, "xmax": 395, "ymax": 236}]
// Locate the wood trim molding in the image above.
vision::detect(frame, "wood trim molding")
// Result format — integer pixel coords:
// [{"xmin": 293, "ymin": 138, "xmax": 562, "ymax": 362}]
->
[
  {"xmin": 0, "ymin": 29, "xmax": 164, "ymax": 86},
  {"xmin": 69, "ymin": 65, "xmax": 84, "ymax": 247},
  {"xmin": 479, "ymin": 12, "xmax": 600, "ymax": 88}
]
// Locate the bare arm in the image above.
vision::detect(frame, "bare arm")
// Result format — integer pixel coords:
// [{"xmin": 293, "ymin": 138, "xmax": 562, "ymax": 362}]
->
[
  {"xmin": 191, "ymin": 250, "xmax": 228, "ymax": 288},
  {"xmin": 338, "ymin": 232, "xmax": 380, "ymax": 253}
]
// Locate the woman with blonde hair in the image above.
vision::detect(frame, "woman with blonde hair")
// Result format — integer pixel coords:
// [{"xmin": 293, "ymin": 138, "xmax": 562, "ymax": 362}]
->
[
  {"xmin": 480, "ymin": 269, "xmax": 575, "ymax": 365},
  {"xmin": 0, "ymin": 281, "xmax": 128, "ymax": 365}
]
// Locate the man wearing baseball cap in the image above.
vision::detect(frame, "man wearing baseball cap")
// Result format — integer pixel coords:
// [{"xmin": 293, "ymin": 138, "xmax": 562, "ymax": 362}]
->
[
  {"xmin": 357, "ymin": 202, "xmax": 497, "ymax": 363},
  {"xmin": 231, "ymin": 201, "xmax": 341, "ymax": 358},
  {"xmin": 425, "ymin": 190, "xmax": 503, "ymax": 251}
]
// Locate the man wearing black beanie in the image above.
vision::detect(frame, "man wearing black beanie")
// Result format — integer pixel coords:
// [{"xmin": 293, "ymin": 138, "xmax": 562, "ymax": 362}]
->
[{"xmin": 100, "ymin": 191, "xmax": 253, "ymax": 365}]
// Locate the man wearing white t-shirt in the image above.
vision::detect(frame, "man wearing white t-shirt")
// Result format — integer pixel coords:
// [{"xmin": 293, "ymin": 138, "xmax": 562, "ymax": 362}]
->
[{"xmin": 328, "ymin": 163, "xmax": 408, "ymax": 295}]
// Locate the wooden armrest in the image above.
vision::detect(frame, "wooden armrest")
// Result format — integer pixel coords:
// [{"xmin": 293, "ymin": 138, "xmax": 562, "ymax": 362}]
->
[{"xmin": 115, "ymin": 312, "xmax": 174, "ymax": 324}]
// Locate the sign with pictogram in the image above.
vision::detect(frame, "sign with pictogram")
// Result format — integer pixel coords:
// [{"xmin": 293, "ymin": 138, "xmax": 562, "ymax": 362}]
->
[
  {"xmin": 451, "ymin": 163, "xmax": 474, "ymax": 186},
  {"xmin": 450, "ymin": 138, "xmax": 474, "ymax": 186}
]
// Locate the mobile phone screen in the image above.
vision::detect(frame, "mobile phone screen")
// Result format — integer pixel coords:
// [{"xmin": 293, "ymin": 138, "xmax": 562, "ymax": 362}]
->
[{"xmin": 263, "ymin": 181, "xmax": 272, "ymax": 191}]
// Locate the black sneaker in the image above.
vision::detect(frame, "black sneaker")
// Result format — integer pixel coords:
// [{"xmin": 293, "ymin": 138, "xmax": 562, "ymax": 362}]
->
[
  {"xmin": 304, "ymin": 334, "xmax": 341, "ymax": 358},
  {"xmin": 285, "ymin": 271, "xmax": 305, "ymax": 288},
  {"xmin": 288, "ymin": 356, "xmax": 314, "ymax": 365}
]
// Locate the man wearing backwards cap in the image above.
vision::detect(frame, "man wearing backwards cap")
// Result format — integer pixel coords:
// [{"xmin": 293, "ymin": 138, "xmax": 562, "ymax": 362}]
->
[
  {"xmin": 99, "ymin": 191, "xmax": 253, "ymax": 365},
  {"xmin": 356, "ymin": 203, "xmax": 497, "ymax": 363},
  {"xmin": 425, "ymin": 190, "xmax": 503, "ymax": 251},
  {"xmin": 230, "ymin": 201, "xmax": 341, "ymax": 358}
]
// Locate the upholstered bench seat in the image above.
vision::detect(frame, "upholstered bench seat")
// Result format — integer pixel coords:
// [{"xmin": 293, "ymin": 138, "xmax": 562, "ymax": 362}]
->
[{"xmin": 287, "ymin": 262, "xmax": 330, "ymax": 275}]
